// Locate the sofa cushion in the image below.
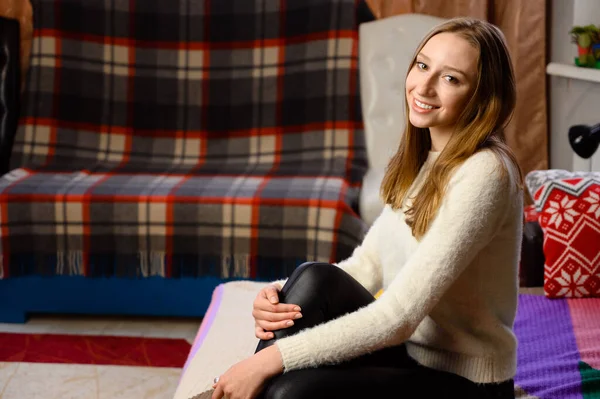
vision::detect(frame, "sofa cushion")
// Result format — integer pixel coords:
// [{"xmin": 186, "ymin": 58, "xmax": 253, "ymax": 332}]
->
[
  {"xmin": 525, "ymin": 169, "xmax": 593, "ymax": 209},
  {"xmin": 526, "ymin": 170, "xmax": 600, "ymax": 298},
  {"xmin": 0, "ymin": 167, "xmax": 366, "ymax": 279},
  {"xmin": 173, "ymin": 281, "xmax": 263, "ymax": 399}
]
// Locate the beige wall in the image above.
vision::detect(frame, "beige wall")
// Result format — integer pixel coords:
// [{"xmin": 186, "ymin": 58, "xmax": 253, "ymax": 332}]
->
[{"xmin": 548, "ymin": 0, "xmax": 600, "ymax": 172}]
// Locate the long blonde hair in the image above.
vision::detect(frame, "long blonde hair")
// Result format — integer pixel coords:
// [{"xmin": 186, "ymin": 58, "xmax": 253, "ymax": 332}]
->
[{"xmin": 380, "ymin": 17, "xmax": 523, "ymax": 240}]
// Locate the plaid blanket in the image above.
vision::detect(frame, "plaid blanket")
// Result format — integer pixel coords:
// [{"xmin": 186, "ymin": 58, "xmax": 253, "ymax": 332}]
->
[{"xmin": 0, "ymin": 0, "xmax": 370, "ymax": 280}]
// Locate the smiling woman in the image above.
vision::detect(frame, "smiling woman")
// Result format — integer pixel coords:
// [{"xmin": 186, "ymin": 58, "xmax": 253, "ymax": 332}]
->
[
  {"xmin": 405, "ymin": 33, "xmax": 479, "ymax": 151},
  {"xmin": 211, "ymin": 17, "xmax": 523, "ymax": 399},
  {"xmin": 381, "ymin": 17, "xmax": 520, "ymax": 240}
]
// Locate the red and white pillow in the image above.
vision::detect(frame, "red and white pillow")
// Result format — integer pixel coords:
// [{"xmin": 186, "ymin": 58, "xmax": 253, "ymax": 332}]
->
[{"xmin": 526, "ymin": 170, "xmax": 600, "ymax": 298}]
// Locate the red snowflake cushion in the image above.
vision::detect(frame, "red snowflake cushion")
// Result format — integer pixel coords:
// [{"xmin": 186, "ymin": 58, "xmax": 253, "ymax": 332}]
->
[{"xmin": 532, "ymin": 175, "xmax": 600, "ymax": 298}]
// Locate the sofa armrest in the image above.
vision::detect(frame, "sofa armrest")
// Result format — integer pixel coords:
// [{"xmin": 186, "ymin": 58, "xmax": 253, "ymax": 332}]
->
[
  {"xmin": 0, "ymin": 16, "xmax": 21, "ymax": 176},
  {"xmin": 519, "ymin": 220, "xmax": 545, "ymax": 287}
]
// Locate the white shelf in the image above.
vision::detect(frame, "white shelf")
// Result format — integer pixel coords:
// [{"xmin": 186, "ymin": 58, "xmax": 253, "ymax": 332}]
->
[{"xmin": 546, "ymin": 62, "xmax": 600, "ymax": 83}]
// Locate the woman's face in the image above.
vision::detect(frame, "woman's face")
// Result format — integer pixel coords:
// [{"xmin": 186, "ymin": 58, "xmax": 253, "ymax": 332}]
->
[{"xmin": 405, "ymin": 32, "xmax": 479, "ymax": 137}]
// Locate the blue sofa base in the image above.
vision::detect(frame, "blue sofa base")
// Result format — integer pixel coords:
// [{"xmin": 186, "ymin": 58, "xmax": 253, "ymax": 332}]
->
[{"xmin": 0, "ymin": 275, "xmax": 250, "ymax": 323}]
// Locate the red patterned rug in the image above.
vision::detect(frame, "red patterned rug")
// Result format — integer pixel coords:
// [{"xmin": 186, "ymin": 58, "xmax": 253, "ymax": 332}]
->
[{"xmin": 0, "ymin": 332, "xmax": 191, "ymax": 367}]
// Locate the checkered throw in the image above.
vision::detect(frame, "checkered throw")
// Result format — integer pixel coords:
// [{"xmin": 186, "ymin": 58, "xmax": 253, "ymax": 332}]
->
[{"xmin": 0, "ymin": 0, "xmax": 370, "ymax": 280}]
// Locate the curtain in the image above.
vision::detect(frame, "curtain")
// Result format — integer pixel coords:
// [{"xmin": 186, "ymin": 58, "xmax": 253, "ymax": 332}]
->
[
  {"xmin": 0, "ymin": 0, "xmax": 33, "ymax": 90},
  {"xmin": 366, "ymin": 0, "xmax": 549, "ymax": 180}
]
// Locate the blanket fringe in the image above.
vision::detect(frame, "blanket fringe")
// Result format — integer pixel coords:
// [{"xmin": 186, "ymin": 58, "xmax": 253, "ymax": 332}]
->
[
  {"xmin": 0, "ymin": 250, "xmax": 327, "ymax": 279},
  {"xmin": 221, "ymin": 254, "xmax": 252, "ymax": 278},
  {"xmin": 56, "ymin": 250, "xmax": 83, "ymax": 275},
  {"xmin": 139, "ymin": 251, "xmax": 166, "ymax": 277}
]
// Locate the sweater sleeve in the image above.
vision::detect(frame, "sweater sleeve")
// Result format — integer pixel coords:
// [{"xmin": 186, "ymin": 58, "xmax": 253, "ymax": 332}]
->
[{"xmin": 275, "ymin": 152, "xmax": 517, "ymax": 371}]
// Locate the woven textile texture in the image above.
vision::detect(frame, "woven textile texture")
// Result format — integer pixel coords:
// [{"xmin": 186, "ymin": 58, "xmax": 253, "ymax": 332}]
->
[{"xmin": 0, "ymin": 0, "xmax": 370, "ymax": 280}]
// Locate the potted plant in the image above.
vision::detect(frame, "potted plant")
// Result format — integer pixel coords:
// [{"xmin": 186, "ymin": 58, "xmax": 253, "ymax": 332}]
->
[{"xmin": 570, "ymin": 24, "xmax": 600, "ymax": 68}]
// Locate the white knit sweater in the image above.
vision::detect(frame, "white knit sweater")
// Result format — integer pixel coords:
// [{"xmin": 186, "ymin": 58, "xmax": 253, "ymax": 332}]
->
[{"xmin": 274, "ymin": 150, "xmax": 523, "ymax": 383}]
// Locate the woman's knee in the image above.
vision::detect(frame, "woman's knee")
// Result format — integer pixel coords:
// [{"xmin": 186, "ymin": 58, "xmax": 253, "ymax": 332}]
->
[
  {"xmin": 282, "ymin": 262, "xmax": 338, "ymax": 295},
  {"xmin": 281, "ymin": 261, "xmax": 373, "ymax": 312},
  {"xmin": 255, "ymin": 263, "xmax": 338, "ymax": 353}
]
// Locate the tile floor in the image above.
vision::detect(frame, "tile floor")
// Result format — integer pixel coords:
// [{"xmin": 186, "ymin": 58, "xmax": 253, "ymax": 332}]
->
[{"xmin": 0, "ymin": 314, "xmax": 202, "ymax": 399}]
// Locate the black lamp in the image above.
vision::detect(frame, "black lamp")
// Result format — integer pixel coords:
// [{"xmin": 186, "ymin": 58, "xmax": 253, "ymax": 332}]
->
[{"xmin": 568, "ymin": 123, "xmax": 600, "ymax": 159}]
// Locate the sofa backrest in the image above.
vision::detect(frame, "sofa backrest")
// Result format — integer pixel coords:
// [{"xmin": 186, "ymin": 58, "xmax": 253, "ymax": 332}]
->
[{"xmin": 11, "ymin": 0, "xmax": 369, "ymax": 185}]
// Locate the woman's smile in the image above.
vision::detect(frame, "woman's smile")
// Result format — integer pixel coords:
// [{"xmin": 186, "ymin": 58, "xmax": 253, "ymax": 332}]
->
[{"xmin": 412, "ymin": 97, "xmax": 439, "ymax": 113}]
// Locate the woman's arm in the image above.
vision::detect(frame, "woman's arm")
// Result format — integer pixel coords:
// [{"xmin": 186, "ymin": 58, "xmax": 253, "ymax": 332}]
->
[{"xmin": 274, "ymin": 152, "xmax": 518, "ymax": 371}]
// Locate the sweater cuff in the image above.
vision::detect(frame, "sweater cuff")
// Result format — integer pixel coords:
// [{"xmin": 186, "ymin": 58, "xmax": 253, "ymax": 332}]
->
[{"xmin": 276, "ymin": 336, "xmax": 313, "ymax": 372}]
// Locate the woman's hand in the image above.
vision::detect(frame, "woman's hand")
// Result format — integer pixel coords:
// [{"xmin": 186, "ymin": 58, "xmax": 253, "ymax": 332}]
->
[
  {"xmin": 211, "ymin": 345, "xmax": 283, "ymax": 399},
  {"xmin": 252, "ymin": 283, "xmax": 302, "ymax": 340}
]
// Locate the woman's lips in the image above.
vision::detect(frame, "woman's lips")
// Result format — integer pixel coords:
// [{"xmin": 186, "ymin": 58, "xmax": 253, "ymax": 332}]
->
[{"xmin": 411, "ymin": 97, "xmax": 439, "ymax": 114}]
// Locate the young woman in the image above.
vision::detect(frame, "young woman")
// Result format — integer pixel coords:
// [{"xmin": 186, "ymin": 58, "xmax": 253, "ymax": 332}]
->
[{"xmin": 211, "ymin": 16, "xmax": 523, "ymax": 399}]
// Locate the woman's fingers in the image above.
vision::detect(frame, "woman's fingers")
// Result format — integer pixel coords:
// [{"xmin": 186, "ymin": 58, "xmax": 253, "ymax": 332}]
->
[
  {"xmin": 252, "ymin": 284, "xmax": 302, "ymax": 336},
  {"xmin": 254, "ymin": 298, "xmax": 301, "ymax": 314},
  {"xmin": 252, "ymin": 308, "xmax": 301, "ymax": 323},
  {"xmin": 255, "ymin": 325, "xmax": 273, "ymax": 340},
  {"xmin": 211, "ymin": 382, "xmax": 223, "ymax": 399},
  {"xmin": 255, "ymin": 315, "xmax": 302, "ymax": 332},
  {"xmin": 263, "ymin": 285, "xmax": 281, "ymax": 304}
]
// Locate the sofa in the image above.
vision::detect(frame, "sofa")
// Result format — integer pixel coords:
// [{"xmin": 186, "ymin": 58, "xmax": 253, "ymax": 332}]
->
[
  {"xmin": 0, "ymin": 0, "xmax": 376, "ymax": 322},
  {"xmin": 0, "ymin": 0, "xmax": 548, "ymax": 326}
]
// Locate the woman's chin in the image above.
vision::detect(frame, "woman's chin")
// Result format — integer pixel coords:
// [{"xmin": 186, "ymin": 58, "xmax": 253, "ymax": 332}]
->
[{"xmin": 408, "ymin": 115, "xmax": 430, "ymax": 129}]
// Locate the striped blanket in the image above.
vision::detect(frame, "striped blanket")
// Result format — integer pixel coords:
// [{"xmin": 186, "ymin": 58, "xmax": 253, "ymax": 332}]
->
[
  {"xmin": 0, "ymin": 0, "xmax": 370, "ymax": 280},
  {"xmin": 515, "ymin": 294, "xmax": 600, "ymax": 398}
]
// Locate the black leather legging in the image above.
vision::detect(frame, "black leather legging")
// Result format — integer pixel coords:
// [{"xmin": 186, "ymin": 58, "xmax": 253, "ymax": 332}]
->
[{"xmin": 255, "ymin": 262, "xmax": 515, "ymax": 399}]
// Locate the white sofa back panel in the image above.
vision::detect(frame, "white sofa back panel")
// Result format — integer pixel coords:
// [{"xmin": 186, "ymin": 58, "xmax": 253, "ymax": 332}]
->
[{"xmin": 358, "ymin": 13, "xmax": 446, "ymax": 226}]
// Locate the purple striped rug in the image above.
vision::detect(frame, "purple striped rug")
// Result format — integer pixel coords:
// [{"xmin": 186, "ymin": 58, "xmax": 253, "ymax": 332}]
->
[{"xmin": 514, "ymin": 294, "xmax": 600, "ymax": 398}]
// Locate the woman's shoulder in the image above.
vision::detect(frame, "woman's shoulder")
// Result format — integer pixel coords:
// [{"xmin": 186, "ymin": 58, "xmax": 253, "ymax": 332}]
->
[
  {"xmin": 462, "ymin": 148, "xmax": 504, "ymax": 168},
  {"xmin": 453, "ymin": 149, "xmax": 519, "ymax": 189}
]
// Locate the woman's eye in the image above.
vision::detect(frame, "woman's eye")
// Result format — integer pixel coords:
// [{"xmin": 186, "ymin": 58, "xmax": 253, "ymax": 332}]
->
[
  {"xmin": 416, "ymin": 62, "xmax": 427, "ymax": 70},
  {"xmin": 444, "ymin": 75, "xmax": 458, "ymax": 84}
]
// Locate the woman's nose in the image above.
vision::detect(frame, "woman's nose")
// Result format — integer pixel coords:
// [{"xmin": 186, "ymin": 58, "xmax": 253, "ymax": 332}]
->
[{"xmin": 416, "ymin": 76, "xmax": 436, "ymax": 97}]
